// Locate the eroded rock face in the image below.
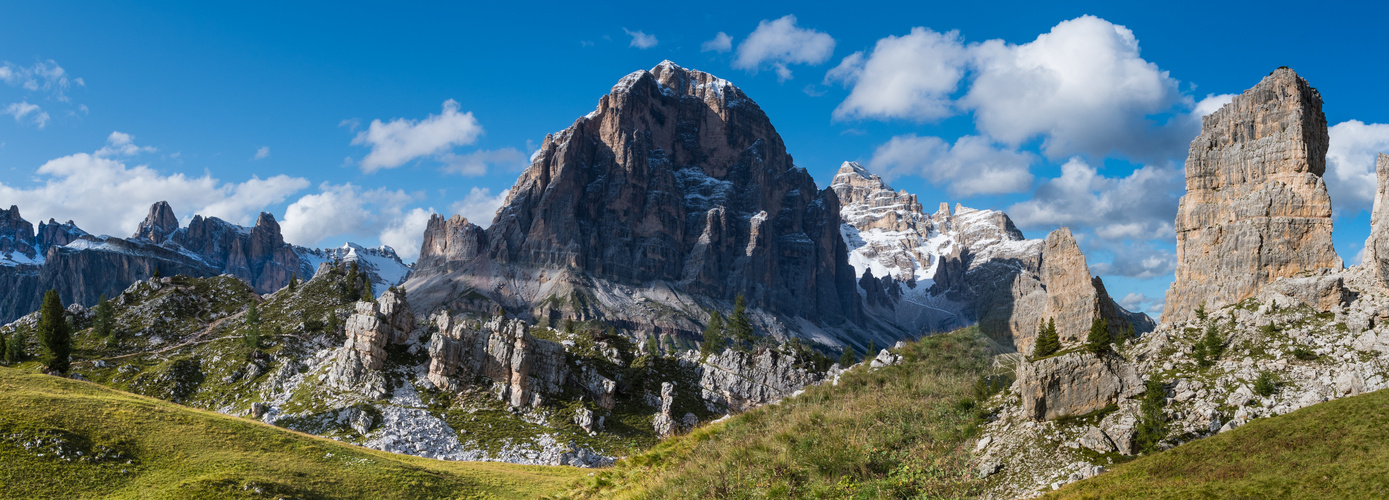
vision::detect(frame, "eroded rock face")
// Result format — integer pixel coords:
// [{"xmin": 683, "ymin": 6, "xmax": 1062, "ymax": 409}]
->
[
  {"xmin": 689, "ymin": 348, "xmax": 822, "ymax": 413},
  {"xmin": 132, "ymin": 201, "xmax": 180, "ymax": 244},
  {"xmin": 346, "ymin": 301, "xmax": 391, "ymax": 371},
  {"xmin": 426, "ymin": 314, "xmax": 568, "ymax": 408},
  {"xmin": 408, "ymin": 60, "xmax": 862, "ymax": 341},
  {"xmin": 1363, "ymin": 153, "xmax": 1389, "ymax": 286},
  {"xmin": 832, "ymin": 163, "xmax": 1152, "ymax": 353},
  {"xmin": 1165, "ymin": 68, "xmax": 1342, "ymax": 324},
  {"xmin": 1016, "ymin": 351, "xmax": 1143, "ymax": 421}
]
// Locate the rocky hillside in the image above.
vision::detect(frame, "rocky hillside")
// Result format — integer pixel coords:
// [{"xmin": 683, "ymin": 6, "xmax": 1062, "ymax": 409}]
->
[
  {"xmin": 0, "ymin": 201, "xmax": 411, "ymax": 324},
  {"xmin": 832, "ymin": 162, "xmax": 1152, "ymax": 353},
  {"xmin": 970, "ymin": 67, "xmax": 1389, "ymax": 498},
  {"xmin": 407, "ymin": 61, "xmax": 864, "ymax": 350}
]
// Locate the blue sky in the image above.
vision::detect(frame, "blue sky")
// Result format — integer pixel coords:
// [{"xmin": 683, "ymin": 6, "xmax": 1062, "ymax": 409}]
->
[{"xmin": 3, "ymin": 1, "xmax": 1388, "ymax": 317}]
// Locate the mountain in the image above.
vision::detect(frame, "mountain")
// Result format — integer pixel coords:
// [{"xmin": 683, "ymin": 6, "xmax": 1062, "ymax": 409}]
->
[
  {"xmin": 408, "ymin": 61, "xmax": 863, "ymax": 347},
  {"xmin": 0, "ymin": 201, "xmax": 411, "ymax": 323},
  {"xmin": 831, "ymin": 162, "xmax": 1152, "ymax": 353}
]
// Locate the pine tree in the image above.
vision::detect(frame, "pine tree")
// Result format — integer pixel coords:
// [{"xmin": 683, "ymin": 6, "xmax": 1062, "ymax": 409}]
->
[
  {"xmin": 0, "ymin": 329, "xmax": 6, "ymax": 364},
  {"xmin": 1034, "ymin": 318, "xmax": 1060, "ymax": 357},
  {"xmin": 36, "ymin": 290, "xmax": 71, "ymax": 374},
  {"xmin": 564, "ymin": 318, "xmax": 575, "ymax": 333},
  {"xmin": 5, "ymin": 327, "xmax": 26, "ymax": 363},
  {"xmin": 838, "ymin": 345, "xmax": 857, "ymax": 367},
  {"xmin": 1203, "ymin": 323, "xmax": 1224, "ymax": 359},
  {"xmin": 865, "ymin": 340, "xmax": 877, "ymax": 359},
  {"xmin": 728, "ymin": 294, "xmax": 754, "ymax": 348},
  {"xmin": 244, "ymin": 301, "xmax": 261, "ymax": 349},
  {"xmin": 327, "ymin": 311, "xmax": 339, "ymax": 334},
  {"xmin": 345, "ymin": 261, "xmax": 360, "ymax": 300},
  {"xmin": 362, "ymin": 283, "xmax": 375, "ymax": 302},
  {"xmin": 288, "ymin": 274, "xmax": 298, "ymax": 292},
  {"xmin": 1085, "ymin": 317, "xmax": 1110, "ymax": 355},
  {"xmin": 94, "ymin": 294, "xmax": 114, "ymax": 340},
  {"xmin": 1134, "ymin": 378, "xmax": 1169, "ymax": 453},
  {"xmin": 700, "ymin": 310, "xmax": 727, "ymax": 359},
  {"xmin": 1195, "ymin": 302, "xmax": 1207, "ymax": 321},
  {"xmin": 152, "ymin": 267, "xmax": 162, "ymax": 279}
]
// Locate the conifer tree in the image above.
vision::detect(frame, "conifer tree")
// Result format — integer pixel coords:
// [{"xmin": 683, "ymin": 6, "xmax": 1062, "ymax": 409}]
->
[
  {"xmin": 345, "ymin": 261, "xmax": 360, "ymax": 300},
  {"xmin": 1085, "ymin": 317, "xmax": 1110, "ymax": 355},
  {"xmin": 93, "ymin": 294, "xmax": 114, "ymax": 340},
  {"xmin": 1203, "ymin": 323, "xmax": 1224, "ymax": 359},
  {"xmin": 700, "ymin": 310, "xmax": 727, "ymax": 359},
  {"xmin": 0, "ymin": 329, "xmax": 6, "ymax": 364},
  {"xmin": 288, "ymin": 274, "xmax": 298, "ymax": 292},
  {"xmin": 5, "ymin": 327, "xmax": 25, "ymax": 363},
  {"xmin": 865, "ymin": 340, "xmax": 876, "ymax": 359},
  {"xmin": 838, "ymin": 345, "xmax": 857, "ymax": 367},
  {"xmin": 244, "ymin": 301, "xmax": 261, "ymax": 349},
  {"xmin": 1135, "ymin": 378, "xmax": 1169, "ymax": 453},
  {"xmin": 1034, "ymin": 318, "xmax": 1060, "ymax": 357},
  {"xmin": 327, "ymin": 311, "xmax": 339, "ymax": 334},
  {"xmin": 564, "ymin": 318, "xmax": 575, "ymax": 333},
  {"xmin": 362, "ymin": 284, "xmax": 375, "ymax": 302},
  {"xmin": 728, "ymin": 294, "xmax": 754, "ymax": 348},
  {"xmin": 36, "ymin": 290, "xmax": 71, "ymax": 374},
  {"xmin": 152, "ymin": 267, "xmax": 162, "ymax": 279}
]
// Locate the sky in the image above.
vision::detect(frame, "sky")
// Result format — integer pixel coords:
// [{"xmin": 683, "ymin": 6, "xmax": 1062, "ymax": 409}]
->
[{"xmin": 3, "ymin": 1, "xmax": 1389, "ymax": 318}]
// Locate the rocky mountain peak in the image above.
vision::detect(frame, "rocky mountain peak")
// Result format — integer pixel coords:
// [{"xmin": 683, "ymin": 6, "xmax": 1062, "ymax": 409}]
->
[
  {"xmin": 1363, "ymin": 153, "xmax": 1389, "ymax": 286},
  {"xmin": 0, "ymin": 205, "xmax": 37, "ymax": 260},
  {"xmin": 133, "ymin": 200, "xmax": 180, "ymax": 244},
  {"xmin": 415, "ymin": 214, "xmax": 485, "ymax": 278},
  {"xmin": 1164, "ymin": 67, "xmax": 1341, "ymax": 323}
]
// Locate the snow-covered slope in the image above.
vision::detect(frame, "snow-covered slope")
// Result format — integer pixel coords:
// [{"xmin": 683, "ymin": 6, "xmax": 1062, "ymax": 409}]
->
[{"xmin": 297, "ymin": 243, "xmax": 412, "ymax": 296}]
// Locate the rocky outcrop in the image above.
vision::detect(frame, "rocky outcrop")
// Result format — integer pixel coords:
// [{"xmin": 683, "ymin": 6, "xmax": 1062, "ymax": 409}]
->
[
  {"xmin": 1016, "ymin": 351, "xmax": 1143, "ymax": 421},
  {"xmin": 132, "ymin": 201, "xmax": 179, "ymax": 244},
  {"xmin": 414, "ymin": 215, "xmax": 486, "ymax": 279},
  {"xmin": 408, "ymin": 60, "xmax": 862, "ymax": 344},
  {"xmin": 426, "ymin": 314, "xmax": 568, "ymax": 408},
  {"xmin": 1363, "ymin": 153, "xmax": 1389, "ymax": 286},
  {"xmin": 1165, "ymin": 68, "xmax": 1342, "ymax": 324},
  {"xmin": 345, "ymin": 301, "xmax": 391, "ymax": 371},
  {"xmin": 688, "ymin": 348, "xmax": 823, "ymax": 413},
  {"xmin": 832, "ymin": 162, "xmax": 1152, "ymax": 353}
]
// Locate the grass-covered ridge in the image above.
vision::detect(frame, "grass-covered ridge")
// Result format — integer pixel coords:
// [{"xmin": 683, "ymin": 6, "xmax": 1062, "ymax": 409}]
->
[
  {"xmin": 0, "ymin": 367, "xmax": 582, "ymax": 499},
  {"xmin": 563, "ymin": 327, "xmax": 1000, "ymax": 499},
  {"xmin": 1049, "ymin": 387, "xmax": 1389, "ymax": 499}
]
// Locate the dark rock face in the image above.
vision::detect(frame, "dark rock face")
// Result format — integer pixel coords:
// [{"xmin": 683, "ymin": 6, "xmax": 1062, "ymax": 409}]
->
[
  {"xmin": 0, "ymin": 201, "xmax": 329, "ymax": 323},
  {"xmin": 411, "ymin": 61, "xmax": 862, "ymax": 339}
]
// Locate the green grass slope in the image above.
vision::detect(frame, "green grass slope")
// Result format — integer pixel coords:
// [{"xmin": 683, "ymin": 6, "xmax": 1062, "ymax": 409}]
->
[
  {"xmin": 0, "ymin": 367, "xmax": 582, "ymax": 499},
  {"xmin": 1050, "ymin": 387, "xmax": 1389, "ymax": 499},
  {"xmin": 563, "ymin": 327, "xmax": 1005, "ymax": 499}
]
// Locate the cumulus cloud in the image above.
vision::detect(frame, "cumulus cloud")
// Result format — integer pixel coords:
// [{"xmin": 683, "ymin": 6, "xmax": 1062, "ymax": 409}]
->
[
  {"xmin": 963, "ymin": 16, "xmax": 1187, "ymax": 160},
  {"xmin": 1007, "ymin": 157, "xmax": 1182, "ymax": 241},
  {"xmin": 440, "ymin": 147, "xmax": 528, "ymax": 176},
  {"xmin": 1326, "ymin": 120, "xmax": 1389, "ymax": 216},
  {"xmin": 449, "ymin": 187, "xmax": 509, "ymax": 228},
  {"xmin": 826, "ymin": 28, "xmax": 968, "ymax": 121},
  {"xmin": 624, "ymin": 29, "xmax": 658, "ymax": 49},
  {"xmin": 379, "ymin": 207, "xmax": 435, "ymax": 261},
  {"xmin": 733, "ymin": 15, "xmax": 835, "ymax": 81},
  {"xmin": 351, "ymin": 99, "xmax": 484, "ymax": 172},
  {"xmin": 1117, "ymin": 291, "xmax": 1165, "ymax": 313},
  {"xmin": 1193, "ymin": 93, "xmax": 1236, "ymax": 117},
  {"xmin": 832, "ymin": 16, "xmax": 1196, "ymax": 162},
  {"xmin": 702, "ymin": 32, "xmax": 733, "ymax": 53},
  {"xmin": 3, "ymin": 101, "xmax": 49, "ymax": 128},
  {"xmin": 867, "ymin": 135, "xmax": 1034, "ymax": 196},
  {"xmin": 253, "ymin": 146, "xmax": 271, "ymax": 160},
  {"xmin": 1090, "ymin": 244, "xmax": 1177, "ymax": 279},
  {"xmin": 0, "ymin": 133, "xmax": 307, "ymax": 237},
  {"xmin": 280, "ymin": 183, "xmax": 415, "ymax": 247}
]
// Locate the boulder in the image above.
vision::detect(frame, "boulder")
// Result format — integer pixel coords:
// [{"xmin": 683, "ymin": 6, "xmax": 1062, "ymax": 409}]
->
[
  {"xmin": 692, "ymin": 348, "xmax": 823, "ymax": 413},
  {"xmin": 426, "ymin": 314, "xmax": 568, "ymax": 408},
  {"xmin": 1165, "ymin": 67, "xmax": 1342, "ymax": 323},
  {"xmin": 1017, "ymin": 351, "xmax": 1143, "ymax": 421}
]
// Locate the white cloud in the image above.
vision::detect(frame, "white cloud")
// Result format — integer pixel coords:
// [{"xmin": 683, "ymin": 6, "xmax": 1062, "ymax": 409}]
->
[
  {"xmin": 449, "ymin": 187, "xmax": 509, "ymax": 228},
  {"xmin": 963, "ymin": 16, "xmax": 1187, "ymax": 160},
  {"xmin": 379, "ymin": 207, "xmax": 435, "ymax": 261},
  {"xmin": 826, "ymin": 28, "xmax": 968, "ymax": 121},
  {"xmin": 1193, "ymin": 93, "xmax": 1235, "ymax": 117},
  {"xmin": 253, "ymin": 146, "xmax": 271, "ymax": 160},
  {"xmin": 830, "ymin": 16, "xmax": 1195, "ymax": 161},
  {"xmin": 702, "ymin": 32, "xmax": 733, "ymax": 53},
  {"xmin": 1090, "ymin": 244, "xmax": 1177, "ymax": 279},
  {"xmin": 624, "ymin": 29, "xmax": 658, "ymax": 49},
  {"xmin": 1326, "ymin": 120, "xmax": 1389, "ymax": 216},
  {"xmin": 733, "ymin": 15, "xmax": 835, "ymax": 81},
  {"xmin": 351, "ymin": 99, "xmax": 484, "ymax": 172},
  {"xmin": 96, "ymin": 131, "xmax": 156, "ymax": 157},
  {"xmin": 280, "ymin": 183, "xmax": 415, "ymax": 247},
  {"xmin": 440, "ymin": 147, "xmax": 528, "ymax": 176},
  {"xmin": 1116, "ymin": 291, "xmax": 1165, "ymax": 313},
  {"xmin": 1007, "ymin": 157, "xmax": 1183, "ymax": 241},
  {"xmin": 0, "ymin": 134, "xmax": 307, "ymax": 237},
  {"xmin": 3, "ymin": 101, "xmax": 49, "ymax": 128},
  {"xmin": 867, "ymin": 134, "xmax": 1034, "ymax": 196},
  {"xmin": 0, "ymin": 60, "xmax": 81, "ymax": 102}
]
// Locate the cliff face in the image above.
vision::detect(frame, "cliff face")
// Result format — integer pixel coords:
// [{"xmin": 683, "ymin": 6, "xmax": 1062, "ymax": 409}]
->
[
  {"xmin": 1164, "ymin": 68, "xmax": 1342, "ymax": 323},
  {"xmin": 831, "ymin": 163, "xmax": 1152, "ymax": 353},
  {"xmin": 1363, "ymin": 153, "xmax": 1389, "ymax": 286},
  {"xmin": 410, "ymin": 61, "xmax": 862, "ymax": 342},
  {"xmin": 0, "ymin": 202, "xmax": 410, "ymax": 323}
]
